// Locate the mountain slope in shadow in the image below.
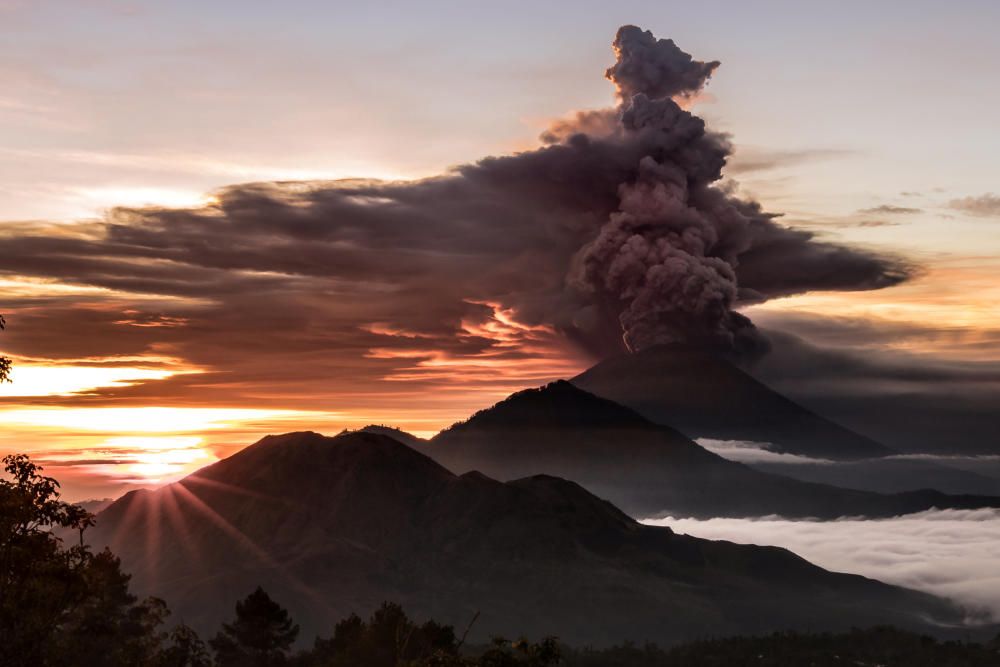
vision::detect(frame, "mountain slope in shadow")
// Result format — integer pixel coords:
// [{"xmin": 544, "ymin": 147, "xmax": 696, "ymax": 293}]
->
[
  {"xmin": 88, "ymin": 431, "xmax": 981, "ymax": 645},
  {"xmin": 572, "ymin": 345, "xmax": 892, "ymax": 460},
  {"xmin": 426, "ymin": 381, "xmax": 1000, "ymax": 519}
]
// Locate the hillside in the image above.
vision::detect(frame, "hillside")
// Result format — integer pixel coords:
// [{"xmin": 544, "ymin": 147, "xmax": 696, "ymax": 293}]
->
[
  {"xmin": 427, "ymin": 381, "xmax": 1000, "ymax": 518},
  {"xmin": 89, "ymin": 431, "xmax": 974, "ymax": 645},
  {"xmin": 572, "ymin": 345, "xmax": 892, "ymax": 460}
]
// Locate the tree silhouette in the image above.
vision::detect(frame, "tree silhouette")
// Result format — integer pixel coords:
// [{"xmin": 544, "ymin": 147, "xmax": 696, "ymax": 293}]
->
[
  {"xmin": 1, "ymin": 454, "xmax": 95, "ymax": 664},
  {"xmin": 211, "ymin": 586, "xmax": 300, "ymax": 666},
  {"xmin": 307, "ymin": 601, "xmax": 459, "ymax": 666},
  {"xmin": 0, "ymin": 314, "xmax": 11, "ymax": 383},
  {"xmin": 158, "ymin": 623, "xmax": 212, "ymax": 667},
  {"xmin": 0, "ymin": 454, "xmax": 176, "ymax": 666},
  {"xmin": 50, "ymin": 548, "xmax": 170, "ymax": 665}
]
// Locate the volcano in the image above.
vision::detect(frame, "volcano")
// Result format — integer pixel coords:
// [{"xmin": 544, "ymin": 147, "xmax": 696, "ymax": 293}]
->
[
  {"xmin": 88, "ymin": 431, "xmax": 976, "ymax": 646},
  {"xmin": 572, "ymin": 344, "xmax": 893, "ymax": 460},
  {"xmin": 425, "ymin": 381, "xmax": 1000, "ymax": 518}
]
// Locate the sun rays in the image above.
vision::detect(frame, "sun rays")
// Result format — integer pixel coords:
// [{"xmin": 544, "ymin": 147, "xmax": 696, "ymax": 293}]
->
[{"xmin": 93, "ymin": 473, "xmax": 336, "ymax": 618}]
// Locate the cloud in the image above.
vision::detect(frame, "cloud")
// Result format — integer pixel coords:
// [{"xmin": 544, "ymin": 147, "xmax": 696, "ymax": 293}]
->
[
  {"xmin": 0, "ymin": 26, "xmax": 912, "ymax": 414},
  {"xmin": 725, "ymin": 147, "xmax": 855, "ymax": 175},
  {"xmin": 696, "ymin": 438, "xmax": 836, "ymax": 465},
  {"xmin": 948, "ymin": 193, "xmax": 1000, "ymax": 218},
  {"xmin": 851, "ymin": 219, "xmax": 902, "ymax": 228},
  {"xmin": 857, "ymin": 205, "xmax": 922, "ymax": 215},
  {"xmin": 743, "ymin": 313, "xmax": 1000, "ymax": 456},
  {"xmin": 698, "ymin": 436, "xmax": 1000, "ymax": 495},
  {"xmin": 644, "ymin": 509, "xmax": 1000, "ymax": 622},
  {"xmin": 702, "ymin": 437, "xmax": 1000, "ymax": 474},
  {"xmin": 605, "ymin": 25, "xmax": 719, "ymax": 102}
]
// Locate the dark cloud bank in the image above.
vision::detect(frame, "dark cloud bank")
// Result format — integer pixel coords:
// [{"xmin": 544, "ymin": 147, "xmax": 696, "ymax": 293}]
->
[
  {"xmin": 1, "ymin": 25, "xmax": 908, "ymax": 377},
  {"xmin": 748, "ymin": 312, "xmax": 1000, "ymax": 456},
  {"xmin": 6, "ymin": 25, "xmax": 999, "ymax": 456}
]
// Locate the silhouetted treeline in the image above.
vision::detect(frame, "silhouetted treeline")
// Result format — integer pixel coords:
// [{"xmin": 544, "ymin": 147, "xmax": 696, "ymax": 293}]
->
[
  {"xmin": 561, "ymin": 628, "xmax": 1000, "ymax": 666},
  {"xmin": 4, "ymin": 454, "xmax": 1000, "ymax": 666}
]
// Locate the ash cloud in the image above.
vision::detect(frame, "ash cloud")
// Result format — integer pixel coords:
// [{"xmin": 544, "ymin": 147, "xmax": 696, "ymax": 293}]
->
[
  {"xmin": 605, "ymin": 25, "xmax": 719, "ymax": 102},
  {"xmin": 0, "ymin": 25, "xmax": 912, "ymax": 394},
  {"xmin": 744, "ymin": 314, "xmax": 1000, "ymax": 457}
]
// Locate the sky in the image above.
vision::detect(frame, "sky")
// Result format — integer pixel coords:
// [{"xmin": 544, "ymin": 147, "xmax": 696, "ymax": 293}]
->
[{"xmin": 2, "ymin": 0, "xmax": 999, "ymax": 499}]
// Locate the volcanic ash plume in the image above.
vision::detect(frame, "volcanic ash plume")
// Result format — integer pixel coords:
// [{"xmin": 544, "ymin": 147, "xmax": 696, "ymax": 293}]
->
[
  {"xmin": 605, "ymin": 24, "xmax": 720, "ymax": 102},
  {"xmin": 0, "ymin": 24, "xmax": 912, "ymax": 384},
  {"xmin": 575, "ymin": 26, "xmax": 774, "ymax": 354}
]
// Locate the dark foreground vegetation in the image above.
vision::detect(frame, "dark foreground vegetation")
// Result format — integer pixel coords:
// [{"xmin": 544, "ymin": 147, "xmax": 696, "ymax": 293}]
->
[{"xmin": 3, "ymin": 454, "xmax": 1000, "ymax": 666}]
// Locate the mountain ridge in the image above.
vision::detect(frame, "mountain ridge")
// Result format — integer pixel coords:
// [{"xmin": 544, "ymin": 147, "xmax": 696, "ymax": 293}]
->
[
  {"xmin": 88, "ymin": 430, "xmax": 986, "ymax": 646},
  {"xmin": 572, "ymin": 344, "xmax": 893, "ymax": 460},
  {"xmin": 425, "ymin": 381, "xmax": 1000, "ymax": 519}
]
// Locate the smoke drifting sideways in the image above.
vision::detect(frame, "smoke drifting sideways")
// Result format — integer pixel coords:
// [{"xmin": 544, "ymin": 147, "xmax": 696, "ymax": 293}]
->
[{"xmin": 0, "ymin": 26, "xmax": 911, "ymax": 372}]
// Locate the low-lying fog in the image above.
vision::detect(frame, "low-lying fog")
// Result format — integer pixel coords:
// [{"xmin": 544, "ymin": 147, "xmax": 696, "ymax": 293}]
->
[
  {"xmin": 697, "ymin": 438, "xmax": 1000, "ymax": 495},
  {"xmin": 643, "ymin": 508, "xmax": 1000, "ymax": 622}
]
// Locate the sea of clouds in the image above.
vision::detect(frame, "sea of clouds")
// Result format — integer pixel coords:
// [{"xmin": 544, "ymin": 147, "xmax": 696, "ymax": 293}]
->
[
  {"xmin": 698, "ymin": 438, "xmax": 1000, "ymax": 469},
  {"xmin": 697, "ymin": 438, "xmax": 838, "ymax": 465},
  {"xmin": 643, "ymin": 508, "xmax": 1000, "ymax": 621},
  {"xmin": 697, "ymin": 438, "xmax": 1000, "ymax": 496}
]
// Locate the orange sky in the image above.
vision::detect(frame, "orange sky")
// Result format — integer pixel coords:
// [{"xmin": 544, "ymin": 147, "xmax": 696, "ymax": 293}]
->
[{"xmin": 3, "ymin": 4, "xmax": 1000, "ymax": 500}]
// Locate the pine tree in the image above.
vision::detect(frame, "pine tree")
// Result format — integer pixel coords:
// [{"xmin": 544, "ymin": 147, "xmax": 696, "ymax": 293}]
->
[{"xmin": 210, "ymin": 586, "xmax": 300, "ymax": 666}]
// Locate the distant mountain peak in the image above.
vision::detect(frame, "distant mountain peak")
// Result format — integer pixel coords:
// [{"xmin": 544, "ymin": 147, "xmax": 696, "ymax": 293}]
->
[
  {"xmin": 573, "ymin": 344, "xmax": 893, "ymax": 460},
  {"xmin": 88, "ymin": 427, "xmax": 975, "ymax": 646},
  {"xmin": 186, "ymin": 430, "xmax": 455, "ymax": 504},
  {"xmin": 436, "ymin": 379, "xmax": 662, "ymax": 436},
  {"xmin": 349, "ymin": 424, "xmax": 427, "ymax": 448}
]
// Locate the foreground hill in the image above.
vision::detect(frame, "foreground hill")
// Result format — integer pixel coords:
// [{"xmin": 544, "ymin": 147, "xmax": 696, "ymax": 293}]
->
[
  {"xmin": 426, "ymin": 381, "xmax": 1000, "ymax": 519},
  {"xmin": 572, "ymin": 345, "xmax": 892, "ymax": 460},
  {"xmin": 89, "ymin": 431, "xmax": 977, "ymax": 645}
]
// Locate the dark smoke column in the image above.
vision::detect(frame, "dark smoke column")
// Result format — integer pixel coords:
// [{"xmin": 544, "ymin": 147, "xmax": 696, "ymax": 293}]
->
[{"xmin": 576, "ymin": 26, "xmax": 766, "ymax": 356}]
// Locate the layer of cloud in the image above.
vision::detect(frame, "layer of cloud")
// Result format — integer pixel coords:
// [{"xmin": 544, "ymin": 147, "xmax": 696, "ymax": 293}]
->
[
  {"xmin": 725, "ymin": 147, "xmax": 855, "ymax": 175},
  {"xmin": 857, "ymin": 205, "xmax": 922, "ymax": 215},
  {"xmin": 0, "ymin": 26, "xmax": 911, "ymax": 418},
  {"xmin": 743, "ymin": 310, "xmax": 1000, "ymax": 456},
  {"xmin": 948, "ymin": 193, "xmax": 1000, "ymax": 218},
  {"xmin": 698, "ymin": 436, "xmax": 1000, "ymax": 495},
  {"xmin": 644, "ymin": 509, "xmax": 1000, "ymax": 622},
  {"xmin": 696, "ymin": 438, "xmax": 836, "ymax": 465}
]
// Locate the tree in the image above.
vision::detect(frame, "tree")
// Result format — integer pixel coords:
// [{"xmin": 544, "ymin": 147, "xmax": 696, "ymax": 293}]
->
[
  {"xmin": 1, "ymin": 453, "xmax": 96, "ymax": 665},
  {"xmin": 0, "ymin": 454, "xmax": 172, "ymax": 666},
  {"xmin": 211, "ymin": 586, "xmax": 300, "ymax": 666},
  {"xmin": 0, "ymin": 314, "xmax": 11, "ymax": 383},
  {"xmin": 307, "ymin": 601, "xmax": 459, "ymax": 667},
  {"xmin": 49, "ymin": 548, "xmax": 170, "ymax": 665},
  {"xmin": 158, "ymin": 623, "xmax": 212, "ymax": 667},
  {"xmin": 473, "ymin": 637, "xmax": 562, "ymax": 667}
]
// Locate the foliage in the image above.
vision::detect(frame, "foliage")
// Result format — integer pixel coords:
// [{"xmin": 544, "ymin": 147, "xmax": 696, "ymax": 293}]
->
[
  {"xmin": 0, "ymin": 313, "xmax": 10, "ymax": 383},
  {"xmin": 211, "ymin": 586, "xmax": 300, "ymax": 666},
  {"xmin": 1, "ymin": 453, "xmax": 96, "ymax": 665},
  {"xmin": 303, "ymin": 601, "xmax": 458, "ymax": 667},
  {"xmin": 160, "ymin": 623, "xmax": 213, "ymax": 667},
  {"xmin": 0, "ymin": 454, "xmax": 170, "ymax": 666},
  {"xmin": 470, "ymin": 637, "xmax": 563, "ymax": 667},
  {"xmin": 295, "ymin": 601, "xmax": 561, "ymax": 667},
  {"xmin": 559, "ymin": 627, "xmax": 1000, "ymax": 666},
  {"xmin": 48, "ymin": 548, "xmax": 170, "ymax": 665},
  {"xmin": 3, "ymin": 453, "xmax": 1000, "ymax": 666}
]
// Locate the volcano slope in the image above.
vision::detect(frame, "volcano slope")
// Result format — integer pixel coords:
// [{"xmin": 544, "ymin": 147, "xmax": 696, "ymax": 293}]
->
[{"xmin": 425, "ymin": 381, "xmax": 1000, "ymax": 519}]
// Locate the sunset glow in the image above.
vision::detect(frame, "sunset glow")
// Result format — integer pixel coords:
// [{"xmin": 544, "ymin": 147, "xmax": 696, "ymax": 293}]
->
[
  {"xmin": 2, "ymin": 1, "xmax": 999, "ymax": 508},
  {"xmin": 0, "ymin": 364, "xmax": 176, "ymax": 397}
]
